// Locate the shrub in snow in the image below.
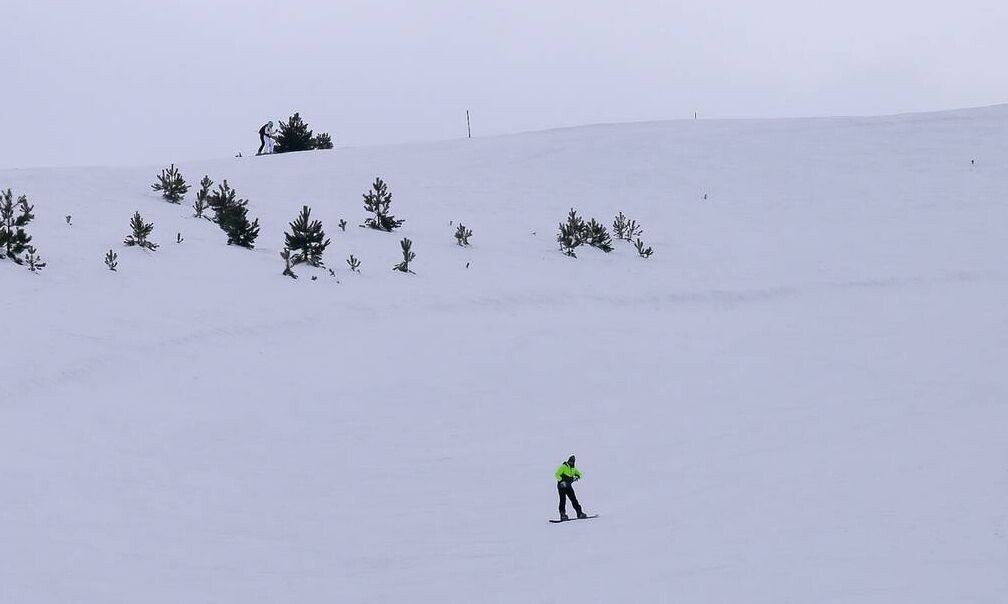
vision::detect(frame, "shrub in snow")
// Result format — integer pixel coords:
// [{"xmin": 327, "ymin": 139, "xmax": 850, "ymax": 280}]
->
[
  {"xmin": 393, "ymin": 238, "xmax": 415, "ymax": 273},
  {"xmin": 152, "ymin": 164, "xmax": 189, "ymax": 204},
  {"xmin": 338, "ymin": 219, "xmax": 347, "ymax": 232},
  {"xmin": 284, "ymin": 205, "xmax": 330, "ymax": 267},
  {"xmin": 557, "ymin": 209, "xmax": 584, "ymax": 257},
  {"xmin": 346, "ymin": 254, "xmax": 361, "ymax": 273},
  {"xmin": 105, "ymin": 249, "xmax": 118, "ymax": 271},
  {"xmin": 280, "ymin": 248, "xmax": 297, "ymax": 279},
  {"xmin": 312, "ymin": 132, "xmax": 334, "ymax": 150},
  {"xmin": 123, "ymin": 211, "xmax": 159, "ymax": 250},
  {"xmin": 613, "ymin": 211, "xmax": 628, "ymax": 240},
  {"xmin": 0, "ymin": 189, "xmax": 36, "ymax": 265},
  {"xmin": 208, "ymin": 180, "xmax": 260, "ymax": 248},
  {"xmin": 193, "ymin": 175, "xmax": 213, "ymax": 219},
  {"xmin": 24, "ymin": 246, "xmax": 45, "ymax": 272},
  {"xmin": 634, "ymin": 238, "xmax": 653, "ymax": 259},
  {"xmin": 362, "ymin": 177, "xmax": 405, "ymax": 232},
  {"xmin": 583, "ymin": 218, "xmax": 613, "ymax": 252},
  {"xmin": 625, "ymin": 217, "xmax": 642, "ymax": 241},
  {"xmin": 454, "ymin": 223, "xmax": 473, "ymax": 246},
  {"xmin": 274, "ymin": 112, "xmax": 334, "ymax": 153}
]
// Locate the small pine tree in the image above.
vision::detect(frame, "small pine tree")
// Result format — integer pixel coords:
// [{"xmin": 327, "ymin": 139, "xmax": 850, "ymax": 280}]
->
[
  {"xmin": 124, "ymin": 211, "xmax": 159, "ymax": 250},
  {"xmin": 274, "ymin": 112, "xmax": 314, "ymax": 153},
  {"xmin": 24, "ymin": 245, "xmax": 45, "ymax": 272},
  {"xmin": 347, "ymin": 254, "xmax": 361, "ymax": 272},
  {"xmin": 613, "ymin": 212, "xmax": 628, "ymax": 240},
  {"xmin": 557, "ymin": 209, "xmax": 584, "ymax": 258},
  {"xmin": 312, "ymin": 132, "xmax": 334, "ymax": 150},
  {"xmin": 208, "ymin": 180, "xmax": 260, "ymax": 248},
  {"xmin": 583, "ymin": 218, "xmax": 613, "ymax": 252},
  {"xmin": 217, "ymin": 202, "xmax": 260, "ymax": 248},
  {"xmin": 0, "ymin": 189, "xmax": 35, "ymax": 264},
  {"xmin": 454, "ymin": 223, "xmax": 473, "ymax": 246},
  {"xmin": 362, "ymin": 177, "xmax": 405, "ymax": 231},
  {"xmin": 280, "ymin": 247, "xmax": 298, "ymax": 279},
  {"xmin": 338, "ymin": 219, "xmax": 347, "ymax": 232},
  {"xmin": 105, "ymin": 249, "xmax": 118, "ymax": 271},
  {"xmin": 634, "ymin": 238, "xmax": 653, "ymax": 258},
  {"xmin": 284, "ymin": 205, "xmax": 330, "ymax": 267},
  {"xmin": 625, "ymin": 218, "xmax": 642, "ymax": 241},
  {"xmin": 193, "ymin": 175, "xmax": 213, "ymax": 219},
  {"xmin": 152, "ymin": 164, "xmax": 190, "ymax": 204},
  {"xmin": 393, "ymin": 238, "xmax": 415, "ymax": 273}
]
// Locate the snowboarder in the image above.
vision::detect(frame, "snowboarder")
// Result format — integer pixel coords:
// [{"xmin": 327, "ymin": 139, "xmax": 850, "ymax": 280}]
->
[
  {"xmin": 555, "ymin": 455, "xmax": 587, "ymax": 520},
  {"xmin": 257, "ymin": 121, "xmax": 276, "ymax": 156}
]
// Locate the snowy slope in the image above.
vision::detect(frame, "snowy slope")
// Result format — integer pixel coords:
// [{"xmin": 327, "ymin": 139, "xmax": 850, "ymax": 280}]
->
[{"xmin": 3, "ymin": 107, "xmax": 1008, "ymax": 603}]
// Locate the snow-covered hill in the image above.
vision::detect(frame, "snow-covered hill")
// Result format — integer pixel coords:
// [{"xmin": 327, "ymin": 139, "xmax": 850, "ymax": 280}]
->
[{"xmin": 4, "ymin": 107, "xmax": 1008, "ymax": 603}]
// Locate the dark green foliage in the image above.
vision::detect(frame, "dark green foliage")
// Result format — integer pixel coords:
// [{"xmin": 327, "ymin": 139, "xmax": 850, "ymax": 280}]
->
[
  {"xmin": 152, "ymin": 164, "xmax": 190, "ymax": 204},
  {"xmin": 193, "ymin": 175, "xmax": 213, "ymax": 219},
  {"xmin": 275, "ymin": 113, "xmax": 314, "ymax": 153},
  {"xmin": 0, "ymin": 189, "xmax": 34, "ymax": 264},
  {"xmin": 347, "ymin": 254, "xmax": 361, "ymax": 272},
  {"xmin": 273, "ymin": 112, "xmax": 334, "ymax": 153},
  {"xmin": 208, "ymin": 180, "xmax": 260, "ymax": 248},
  {"xmin": 393, "ymin": 238, "xmax": 415, "ymax": 273},
  {"xmin": 124, "ymin": 211, "xmax": 158, "ymax": 250},
  {"xmin": 362, "ymin": 177, "xmax": 405, "ymax": 231},
  {"xmin": 625, "ymin": 218, "xmax": 642, "ymax": 241},
  {"xmin": 24, "ymin": 246, "xmax": 45, "ymax": 272},
  {"xmin": 557, "ymin": 209, "xmax": 584, "ymax": 257},
  {"xmin": 613, "ymin": 212, "xmax": 628, "ymax": 240},
  {"xmin": 284, "ymin": 205, "xmax": 330, "ymax": 267},
  {"xmin": 634, "ymin": 238, "xmax": 653, "ymax": 258},
  {"xmin": 280, "ymin": 248, "xmax": 297, "ymax": 279},
  {"xmin": 583, "ymin": 218, "xmax": 613, "ymax": 252},
  {"xmin": 312, "ymin": 132, "xmax": 334, "ymax": 150},
  {"xmin": 454, "ymin": 223, "xmax": 473, "ymax": 246},
  {"xmin": 105, "ymin": 249, "xmax": 118, "ymax": 271}
]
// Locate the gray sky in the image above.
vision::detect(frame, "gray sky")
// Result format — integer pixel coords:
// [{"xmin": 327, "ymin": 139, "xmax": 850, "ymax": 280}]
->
[{"xmin": 3, "ymin": 0, "xmax": 1007, "ymax": 168}]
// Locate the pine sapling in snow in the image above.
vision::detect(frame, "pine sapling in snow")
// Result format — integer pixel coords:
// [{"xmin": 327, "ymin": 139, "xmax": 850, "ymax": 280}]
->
[
  {"xmin": 123, "ymin": 211, "xmax": 159, "ymax": 250},
  {"xmin": 634, "ymin": 238, "xmax": 653, "ymax": 259},
  {"xmin": 625, "ymin": 218, "xmax": 643, "ymax": 241},
  {"xmin": 280, "ymin": 247, "xmax": 298, "ymax": 279},
  {"xmin": 152, "ymin": 163, "xmax": 190, "ymax": 204},
  {"xmin": 613, "ymin": 212, "xmax": 628, "ymax": 240},
  {"xmin": 284, "ymin": 205, "xmax": 330, "ymax": 267},
  {"xmin": 0, "ymin": 189, "xmax": 35, "ymax": 264},
  {"xmin": 105, "ymin": 249, "xmax": 118, "ymax": 271},
  {"xmin": 24, "ymin": 246, "xmax": 45, "ymax": 272},
  {"xmin": 583, "ymin": 218, "xmax": 614, "ymax": 252},
  {"xmin": 454, "ymin": 223, "xmax": 473, "ymax": 246},
  {"xmin": 193, "ymin": 175, "xmax": 213, "ymax": 219},
  {"xmin": 312, "ymin": 132, "xmax": 334, "ymax": 150},
  {"xmin": 393, "ymin": 238, "xmax": 415, "ymax": 273},
  {"xmin": 274, "ymin": 112, "xmax": 314, "ymax": 153},
  {"xmin": 208, "ymin": 180, "xmax": 260, "ymax": 248},
  {"xmin": 338, "ymin": 219, "xmax": 347, "ymax": 232},
  {"xmin": 557, "ymin": 209, "xmax": 585, "ymax": 258},
  {"xmin": 362, "ymin": 177, "xmax": 405, "ymax": 232},
  {"xmin": 346, "ymin": 254, "xmax": 361, "ymax": 273}
]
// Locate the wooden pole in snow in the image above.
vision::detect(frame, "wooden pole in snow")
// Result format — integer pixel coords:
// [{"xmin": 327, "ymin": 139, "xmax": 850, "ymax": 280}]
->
[{"xmin": 467, "ymin": 110, "xmax": 471, "ymax": 139}]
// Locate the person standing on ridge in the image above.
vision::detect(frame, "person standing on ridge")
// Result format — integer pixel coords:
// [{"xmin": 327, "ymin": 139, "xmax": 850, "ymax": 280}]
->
[
  {"xmin": 555, "ymin": 455, "xmax": 587, "ymax": 520},
  {"xmin": 257, "ymin": 121, "xmax": 276, "ymax": 156}
]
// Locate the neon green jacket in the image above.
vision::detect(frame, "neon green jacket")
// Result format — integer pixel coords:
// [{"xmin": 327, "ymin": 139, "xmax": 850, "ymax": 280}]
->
[{"xmin": 555, "ymin": 462, "xmax": 582, "ymax": 483}]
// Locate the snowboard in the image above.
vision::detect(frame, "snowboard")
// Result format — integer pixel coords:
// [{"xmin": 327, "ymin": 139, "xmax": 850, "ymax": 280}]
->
[{"xmin": 549, "ymin": 514, "xmax": 599, "ymax": 523}]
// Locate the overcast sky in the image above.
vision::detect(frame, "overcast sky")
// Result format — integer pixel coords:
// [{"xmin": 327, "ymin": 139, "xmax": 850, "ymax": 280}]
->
[{"xmin": 2, "ymin": 0, "xmax": 1007, "ymax": 168}]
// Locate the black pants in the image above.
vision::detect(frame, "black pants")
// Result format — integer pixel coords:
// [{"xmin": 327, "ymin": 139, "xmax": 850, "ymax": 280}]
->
[
  {"xmin": 558, "ymin": 482, "xmax": 583, "ymax": 516},
  {"xmin": 257, "ymin": 132, "xmax": 266, "ymax": 155}
]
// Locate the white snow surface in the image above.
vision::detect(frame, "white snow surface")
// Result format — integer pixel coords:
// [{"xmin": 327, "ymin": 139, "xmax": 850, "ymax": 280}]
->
[{"xmin": 3, "ymin": 107, "xmax": 1008, "ymax": 603}]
